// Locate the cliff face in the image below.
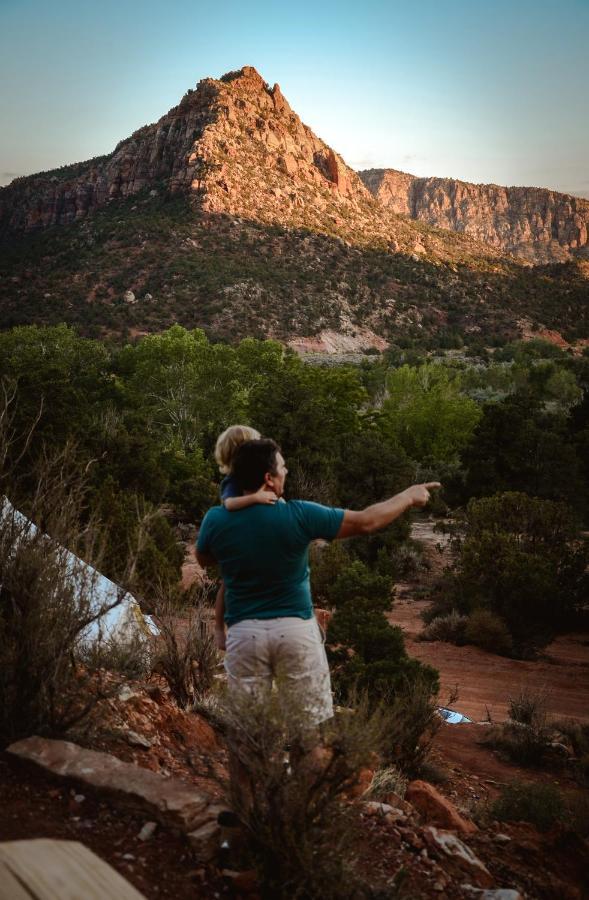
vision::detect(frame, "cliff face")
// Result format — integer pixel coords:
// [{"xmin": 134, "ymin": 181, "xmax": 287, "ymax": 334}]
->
[{"xmin": 359, "ymin": 169, "xmax": 589, "ymax": 264}]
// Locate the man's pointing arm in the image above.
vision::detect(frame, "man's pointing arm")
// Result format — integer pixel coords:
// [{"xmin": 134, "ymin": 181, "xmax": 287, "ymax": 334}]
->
[{"xmin": 337, "ymin": 482, "xmax": 441, "ymax": 539}]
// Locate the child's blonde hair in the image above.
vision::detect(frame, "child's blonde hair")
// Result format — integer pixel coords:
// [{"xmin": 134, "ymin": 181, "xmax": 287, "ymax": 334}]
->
[{"xmin": 215, "ymin": 424, "xmax": 261, "ymax": 474}]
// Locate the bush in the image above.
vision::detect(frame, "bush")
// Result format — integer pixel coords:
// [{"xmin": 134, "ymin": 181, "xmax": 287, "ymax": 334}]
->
[
  {"xmin": 490, "ymin": 781, "xmax": 565, "ymax": 831},
  {"xmin": 0, "ymin": 485, "xmax": 139, "ymax": 748},
  {"xmin": 508, "ymin": 687, "xmax": 548, "ymax": 729},
  {"xmin": 482, "ymin": 714, "xmax": 552, "ymax": 768},
  {"xmin": 329, "ymin": 560, "xmax": 393, "ymax": 614},
  {"xmin": 380, "ymin": 675, "xmax": 443, "ymax": 776},
  {"xmin": 309, "ymin": 541, "xmax": 353, "ymax": 609},
  {"xmin": 464, "ymin": 608, "xmax": 513, "ymax": 655},
  {"xmin": 441, "ymin": 492, "xmax": 589, "ymax": 654},
  {"xmin": 216, "ymin": 686, "xmax": 397, "ymax": 899},
  {"xmin": 419, "ymin": 610, "xmax": 467, "ymax": 643},
  {"xmin": 366, "ymin": 766, "xmax": 407, "ymax": 801},
  {"xmin": 152, "ymin": 583, "xmax": 217, "ymax": 708}
]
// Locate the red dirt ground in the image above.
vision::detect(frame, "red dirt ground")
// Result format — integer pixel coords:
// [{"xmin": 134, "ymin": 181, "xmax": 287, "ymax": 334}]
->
[
  {"xmin": 389, "ymin": 517, "xmax": 589, "ymax": 726},
  {"xmin": 389, "ymin": 597, "xmax": 589, "ymax": 725}
]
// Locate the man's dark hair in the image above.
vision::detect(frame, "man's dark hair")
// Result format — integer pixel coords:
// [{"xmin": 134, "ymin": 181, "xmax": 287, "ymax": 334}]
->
[{"xmin": 232, "ymin": 439, "xmax": 281, "ymax": 492}]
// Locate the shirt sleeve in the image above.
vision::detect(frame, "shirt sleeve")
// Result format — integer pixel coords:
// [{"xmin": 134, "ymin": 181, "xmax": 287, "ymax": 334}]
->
[
  {"xmin": 294, "ymin": 501, "xmax": 345, "ymax": 542},
  {"xmin": 220, "ymin": 475, "xmax": 241, "ymax": 501}
]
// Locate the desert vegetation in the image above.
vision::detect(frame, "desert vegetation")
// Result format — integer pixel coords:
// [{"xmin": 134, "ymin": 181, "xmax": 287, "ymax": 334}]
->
[{"xmin": 1, "ymin": 322, "xmax": 588, "ymax": 896}]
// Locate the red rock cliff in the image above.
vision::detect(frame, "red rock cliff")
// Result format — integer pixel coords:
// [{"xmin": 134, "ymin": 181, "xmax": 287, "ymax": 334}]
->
[{"xmin": 360, "ymin": 168, "xmax": 589, "ymax": 264}]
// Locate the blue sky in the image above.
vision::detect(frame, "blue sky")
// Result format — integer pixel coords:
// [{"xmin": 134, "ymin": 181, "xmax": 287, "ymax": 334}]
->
[{"xmin": 1, "ymin": 0, "xmax": 587, "ymax": 196}]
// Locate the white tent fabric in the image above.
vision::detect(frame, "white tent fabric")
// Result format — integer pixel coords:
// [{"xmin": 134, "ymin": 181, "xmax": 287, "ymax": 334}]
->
[{"xmin": 0, "ymin": 496, "xmax": 158, "ymax": 647}]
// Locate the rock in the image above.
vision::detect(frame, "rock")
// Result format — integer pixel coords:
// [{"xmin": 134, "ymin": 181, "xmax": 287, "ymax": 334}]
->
[
  {"xmin": 462, "ymin": 888, "xmax": 522, "ymax": 900},
  {"xmin": 382, "ymin": 791, "xmax": 413, "ymax": 815},
  {"xmin": 359, "ymin": 168, "xmax": 589, "ymax": 263},
  {"xmin": 118, "ymin": 686, "xmax": 137, "ymax": 702},
  {"xmin": 406, "ymin": 780, "xmax": 477, "ymax": 835},
  {"xmin": 7, "ymin": 737, "xmax": 215, "ymax": 832},
  {"xmin": 384, "ymin": 809, "xmax": 406, "ymax": 825},
  {"xmin": 423, "ymin": 827, "xmax": 493, "ymax": 888},
  {"xmin": 123, "ymin": 290, "xmax": 136, "ymax": 304},
  {"xmin": 187, "ymin": 820, "xmax": 220, "ymax": 863},
  {"xmin": 493, "ymin": 833, "xmax": 511, "ymax": 844},
  {"xmin": 126, "ymin": 731, "xmax": 153, "ymax": 750},
  {"xmin": 138, "ymin": 821, "xmax": 157, "ymax": 841},
  {"xmin": 346, "ymin": 766, "xmax": 374, "ymax": 799},
  {"xmin": 363, "ymin": 801, "xmax": 395, "ymax": 817},
  {"xmin": 73, "ymin": 794, "xmax": 85, "ymax": 804}
]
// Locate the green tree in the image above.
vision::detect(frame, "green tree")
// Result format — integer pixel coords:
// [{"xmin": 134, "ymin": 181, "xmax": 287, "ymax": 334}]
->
[
  {"xmin": 380, "ymin": 363, "xmax": 482, "ymax": 465},
  {"xmin": 443, "ymin": 492, "xmax": 588, "ymax": 653}
]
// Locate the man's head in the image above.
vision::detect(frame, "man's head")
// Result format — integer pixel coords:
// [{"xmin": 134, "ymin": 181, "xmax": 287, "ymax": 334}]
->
[{"xmin": 232, "ymin": 438, "xmax": 288, "ymax": 496}]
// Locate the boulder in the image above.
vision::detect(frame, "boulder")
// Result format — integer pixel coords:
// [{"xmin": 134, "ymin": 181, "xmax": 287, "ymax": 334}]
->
[
  {"xmin": 7, "ymin": 737, "xmax": 215, "ymax": 833},
  {"xmin": 423, "ymin": 827, "xmax": 493, "ymax": 888},
  {"xmin": 406, "ymin": 780, "xmax": 477, "ymax": 835}
]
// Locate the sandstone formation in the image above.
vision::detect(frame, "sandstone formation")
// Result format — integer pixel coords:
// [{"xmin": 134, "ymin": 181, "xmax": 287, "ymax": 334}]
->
[
  {"xmin": 359, "ymin": 168, "xmax": 589, "ymax": 264},
  {"xmin": 0, "ymin": 67, "xmax": 498, "ymax": 265},
  {"xmin": 0, "ymin": 68, "xmax": 368, "ymax": 235}
]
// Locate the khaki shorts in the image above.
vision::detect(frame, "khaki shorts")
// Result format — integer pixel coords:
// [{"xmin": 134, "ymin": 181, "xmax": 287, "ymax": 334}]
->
[{"xmin": 224, "ymin": 616, "xmax": 334, "ymax": 725}]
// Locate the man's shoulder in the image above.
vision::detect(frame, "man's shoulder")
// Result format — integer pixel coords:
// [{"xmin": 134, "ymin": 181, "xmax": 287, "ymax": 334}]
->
[
  {"xmin": 200, "ymin": 504, "xmax": 228, "ymax": 530},
  {"xmin": 286, "ymin": 499, "xmax": 336, "ymax": 515}
]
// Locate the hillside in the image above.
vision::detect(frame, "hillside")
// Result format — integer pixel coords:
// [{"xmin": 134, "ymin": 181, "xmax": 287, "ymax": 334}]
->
[
  {"xmin": 1, "ymin": 66, "xmax": 588, "ymax": 348},
  {"xmin": 359, "ymin": 168, "xmax": 589, "ymax": 265}
]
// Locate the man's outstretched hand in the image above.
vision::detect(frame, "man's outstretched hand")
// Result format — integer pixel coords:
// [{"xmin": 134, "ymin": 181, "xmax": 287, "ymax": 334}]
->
[{"xmin": 404, "ymin": 482, "xmax": 442, "ymax": 508}]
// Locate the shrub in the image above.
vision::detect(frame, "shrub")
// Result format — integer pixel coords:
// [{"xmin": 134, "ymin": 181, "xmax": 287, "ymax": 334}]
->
[
  {"xmin": 379, "ymin": 674, "xmax": 443, "ymax": 776},
  {"xmin": 309, "ymin": 540, "xmax": 353, "ymax": 608},
  {"xmin": 366, "ymin": 766, "xmax": 407, "ymax": 801},
  {"xmin": 441, "ymin": 492, "xmax": 588, "ymax": 654},
  {"xmin": 0, "ymin": 483, "xmax": 139, "ymax": 748},
  {"xmin": 490, "ymin": 781, "xmax": 565, "ymax": 831},
  {"xmin": 216, "ymin": 685, "xmax": 397, "ymax": 899},
  {"xmin": 464, "ymin": 608, "xmax": 513, "ymax": 655},
  {"xmin": 333, "ymin": 560, "xmax": 394, "ymax": 613},
  {"xmin": 152, "ymin": 583, "xmax": 217, "ymax": 708},
  {"xmin": 419, "ymin": 610, "xmax": 467, "ymax": 643},
  {"xmin": 508, "ymin": 687, "xmax": 548, "ymax": 729},
  {"xmin": 481, "ymin": 713, "xmax": 552, "ymax": 768}
]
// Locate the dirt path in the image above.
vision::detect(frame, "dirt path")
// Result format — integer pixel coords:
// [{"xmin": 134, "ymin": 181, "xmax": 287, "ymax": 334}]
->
[{"xmin": 389, "ymin": 517, "xmax": 589, "ymax": 724}]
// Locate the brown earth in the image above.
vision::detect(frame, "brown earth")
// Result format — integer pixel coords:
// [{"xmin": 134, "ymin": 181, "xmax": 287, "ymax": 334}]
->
[
  {"xmin": 390, "ymin": 517, "xmax": 589, "ymax": 725},
  {"xmin": 390, "ymin": 596, "xmax": 589, "ymax": 725}
]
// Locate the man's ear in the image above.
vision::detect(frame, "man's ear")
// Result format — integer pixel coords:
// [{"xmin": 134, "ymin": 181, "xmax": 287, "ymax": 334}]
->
[{"xmin": 263, "ymin": 471, "xmax": 274, "ymax": 488}]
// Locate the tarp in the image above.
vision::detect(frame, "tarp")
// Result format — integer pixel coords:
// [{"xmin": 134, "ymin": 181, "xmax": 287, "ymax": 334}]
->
[
  {"xmin": 0, "ymin": 496, "xmax": 158, "ymax": 648},
  {"xmin": 437, "ymin": 706, "xmax": 472, "ymax": 725}
]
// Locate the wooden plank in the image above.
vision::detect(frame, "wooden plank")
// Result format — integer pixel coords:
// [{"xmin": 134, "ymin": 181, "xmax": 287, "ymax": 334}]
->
[
  {"xmin": 0, "ymin": 861, "xmax": 35, "ymax": 900},
  {"xmin": 0, "ymin": 840, "xmax": 147, "ymax": 900}
]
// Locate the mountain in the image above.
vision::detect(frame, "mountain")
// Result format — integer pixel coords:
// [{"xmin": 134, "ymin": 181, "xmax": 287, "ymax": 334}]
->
[
  {"xmin": 359, "ymin": 169, "xmax": 589, "ymax": 265},
  {"xmin": 0, "ymin": 66, "xmax": 587, "ymax": 350}
]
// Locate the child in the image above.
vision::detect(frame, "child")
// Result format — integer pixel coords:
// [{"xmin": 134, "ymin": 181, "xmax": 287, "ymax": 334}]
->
[{"xmin": 213, "ymin": 425, "xmax": 278, "ymax": 649}]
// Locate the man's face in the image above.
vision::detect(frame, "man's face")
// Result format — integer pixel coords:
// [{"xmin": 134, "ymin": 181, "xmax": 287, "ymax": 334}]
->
[{"xmin": 266, "ymin": 451, "xmax": 288, "ymax": 497}]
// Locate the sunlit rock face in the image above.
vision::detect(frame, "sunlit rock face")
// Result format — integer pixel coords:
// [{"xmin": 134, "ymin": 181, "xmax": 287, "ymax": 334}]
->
[{"xmin": 360, "ymin": 168, "xmax": 589, "ymax": 264}]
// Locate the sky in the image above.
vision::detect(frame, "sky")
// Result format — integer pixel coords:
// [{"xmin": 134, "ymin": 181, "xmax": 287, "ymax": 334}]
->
[{"xmin": 1, "ymin": 0, "xmax": 588, "ymax": 196}]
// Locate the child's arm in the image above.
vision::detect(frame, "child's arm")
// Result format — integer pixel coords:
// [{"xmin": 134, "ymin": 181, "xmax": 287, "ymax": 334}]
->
[
  {"xmin": 215, "ymin": 582, "xmax": 226, "ymax": 651},
  {"xmin": 223, "ymin": 489, "xmax": 278, "ymax": 511}
]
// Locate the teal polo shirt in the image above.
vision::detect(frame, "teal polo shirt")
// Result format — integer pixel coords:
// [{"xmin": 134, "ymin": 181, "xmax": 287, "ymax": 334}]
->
[{"xmin": 197, "ymin": 500, "xmax": 344, "ymax": 626}]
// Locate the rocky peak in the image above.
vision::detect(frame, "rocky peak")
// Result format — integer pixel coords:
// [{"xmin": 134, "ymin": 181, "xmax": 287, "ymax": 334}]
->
[
  {"xmin": 0, "ymin": 65, "xmax": 375, "ymax": 239},
  {"xmin": 359, "ymin": 168, "xmax": 589, "ymax": 264}
]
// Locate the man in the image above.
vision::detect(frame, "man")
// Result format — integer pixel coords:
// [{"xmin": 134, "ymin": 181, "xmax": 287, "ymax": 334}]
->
[{"xmin": 196, "ymin": 438, "xmax": 439, "ymax": 724}]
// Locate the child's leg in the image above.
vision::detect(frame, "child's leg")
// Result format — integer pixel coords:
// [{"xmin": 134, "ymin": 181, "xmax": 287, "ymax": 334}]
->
[{"xmin": 215, "ymin": 582, "xmax": 226, "ymax": 650}]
